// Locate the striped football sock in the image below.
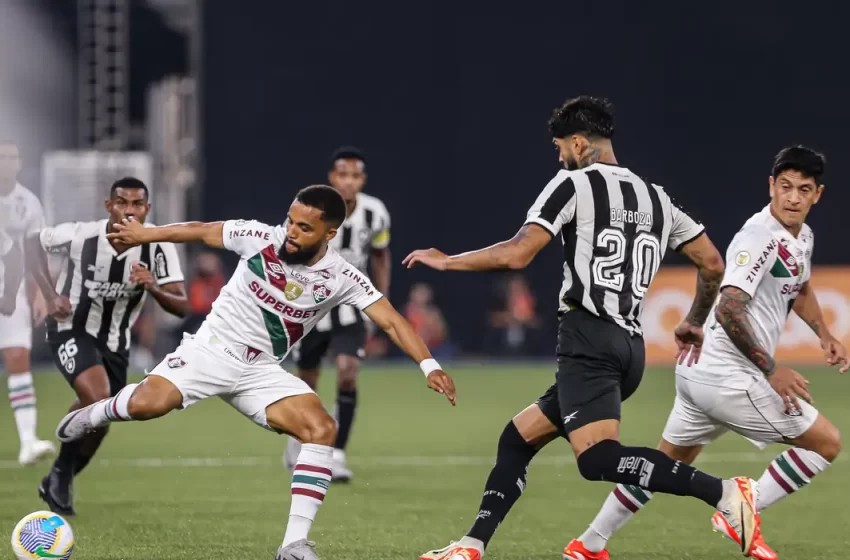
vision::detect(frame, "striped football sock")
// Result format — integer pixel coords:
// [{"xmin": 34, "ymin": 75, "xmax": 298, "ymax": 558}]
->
[
  {"xmin": 8, "ymin": 372, "xmax": 37, "ymax": 444},
  {"xmin": 757, "ymin": 448, "xmax": 830, "ymax": 511},
  {"xmin": 89, "ymin": 384, "xmax": 139, "ymax": 427},
  {"xmin": 282, "ymin": 443, "xmax": 333, "ymax": 548},
  {"xmin": 580, "ymin": 484, "xmax": 654, "ymax": 553}
]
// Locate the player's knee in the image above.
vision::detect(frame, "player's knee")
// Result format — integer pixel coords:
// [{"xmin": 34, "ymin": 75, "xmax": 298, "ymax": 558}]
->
[
  {"xmin": 819, "ymin": 426, "xmax": 841, "ymax": 462},
  {"xmin": 336, "ymin": 356, "xmax": 359, "ymax": 387},
  {"xmin": 126, "ymin": 385, "xmax": 174, "ymax": 420},
  {"xmin": 576, "ymin": 439, "xmax": 622, "ymax": 481},
  {"xmin": 497, "ymin": 421, "xmax": 538, "ymax": 466},
  {"xmin": 3, "ymin": 349, "xmax": 30, "ymax": 373},
  {"xmin": 300, "ymin": 413, "xmax": 337, "ymax": 446}
]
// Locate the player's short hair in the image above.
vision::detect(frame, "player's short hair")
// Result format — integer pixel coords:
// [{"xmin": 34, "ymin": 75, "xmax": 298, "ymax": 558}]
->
[
  {"xmin": 329, "ymin": 146, "xmax": 366, "ymax": 170},
  {"xmin": 295, "ymin": 185, "xmax": 347, "ymax": 228},
  {"xmin": 772, "ymin": 145, "xmax": 826, "ymax": 182},
  {"xmin": 110, "ymin": 177, "xmax": 149, "ymax": 199},
  {"xmin": 548, "ymin": 96, "xmax": 615, "ymax": 140}
]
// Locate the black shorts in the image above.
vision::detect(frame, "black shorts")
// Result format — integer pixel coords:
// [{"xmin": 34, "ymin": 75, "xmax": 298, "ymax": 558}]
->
[
  {"xmin": 48, "ymin": 331, "xmax": 129, "ymax": 397},
  {"xmin": 536, "ymin": 309, "xmax": 645, "ymax": 438},
  {"xmin": 293, "ymin": 323, "xmax": 367, "ymax": 369}
]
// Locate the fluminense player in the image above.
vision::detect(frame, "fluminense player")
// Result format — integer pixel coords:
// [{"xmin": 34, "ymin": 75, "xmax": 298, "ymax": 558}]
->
[
  {"xmin": 54, "ymin": 185, "xmax": 456, "ymax": 560},
  {"xmin": 563, "ymin": 145, "xmax": 847, "ymax": 560}
]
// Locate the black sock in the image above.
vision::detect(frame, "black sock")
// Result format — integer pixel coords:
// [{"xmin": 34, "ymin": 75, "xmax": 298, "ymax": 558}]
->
[
  {"xmin": 52, "ymin": 441, "xmax": 79, "ymax": 476},
  {"xmin": 333, "ymin": 389, "xmax": 357, "ymax": 450},
  {"xmin": 74, "ymin": 427, "xmax": 110, "ymax": 476},
  {"xmin": 467, "ymin": 421, "xmax": 539, "ymax": 549},
  {"xmin": 576, "ymin": 439, "xmax": 723, "ymax": 507}
]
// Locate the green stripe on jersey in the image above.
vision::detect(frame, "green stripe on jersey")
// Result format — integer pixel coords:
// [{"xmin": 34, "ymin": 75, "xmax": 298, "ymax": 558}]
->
[
  {"xmin": 776, "ymin": 455, "xmax": 807, "ymax": 488},
  {"xmin": 261, "ymin": 308, "xmax": 289, "ymax": 357},
  {"xmin": 770, "ymin": 259, "xmax": 792, "ymax": 278},
  {"xmin": 292, "ymin": 474, "xmax": 330, "ymax": 490},
  {"xmin": 247, "ymin": 253, "xmax": 266, "ymax": 279}
]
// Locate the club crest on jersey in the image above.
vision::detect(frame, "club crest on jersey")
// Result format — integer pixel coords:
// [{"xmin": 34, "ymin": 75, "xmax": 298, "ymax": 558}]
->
[
  {"xmin": 284, "ymin": 281, "xmax": 303, "ymax": 301},
  {"xmin": 312, "ymin": 284, "xmax": 332, "ymax": 304},
  {"xmin": 771, "ymin": 242, "xmax": 801, "ymax": 278},
  {"xmin": 167, "ymin": 357, "xmax": 186, "ymax": 369}
]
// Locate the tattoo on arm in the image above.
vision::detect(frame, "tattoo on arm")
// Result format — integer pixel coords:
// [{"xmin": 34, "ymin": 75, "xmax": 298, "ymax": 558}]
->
[
  {"xmin": 685, "ymin": 269, "xmax": 722, "ymax": 326},
  {"xmin": 715, "ymin": 287, "xmax": 776, "ymax": 375}
]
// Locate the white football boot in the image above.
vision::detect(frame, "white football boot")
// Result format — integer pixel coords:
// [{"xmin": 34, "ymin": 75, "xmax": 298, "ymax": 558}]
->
[{"xmin": 18, "ymin": 439, "xmax": 56, "ymax": 466}]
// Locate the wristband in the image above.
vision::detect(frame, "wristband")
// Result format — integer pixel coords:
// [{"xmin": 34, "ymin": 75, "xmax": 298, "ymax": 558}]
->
[{"xmin": 419, "ymin": 358, "xmax": 441, "ymax": 376}]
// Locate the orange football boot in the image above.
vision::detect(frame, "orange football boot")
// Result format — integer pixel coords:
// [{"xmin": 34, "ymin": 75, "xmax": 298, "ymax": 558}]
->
[
  {"xmin": 562, "ymin": 538, "xmax": 611, "ymax": 560},
  {"xmin": 419, "ymin": 542, "xmax": 481, "ymax": 560},
  {"xmin": 712, "ymin": 511, "xmax": 777, "ymax": 559}
]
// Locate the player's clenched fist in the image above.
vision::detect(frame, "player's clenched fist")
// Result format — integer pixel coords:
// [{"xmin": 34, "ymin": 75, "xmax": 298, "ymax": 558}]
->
[{"xmin": 426, "ymin": 370, "xmax": 457, "ymax": 406}]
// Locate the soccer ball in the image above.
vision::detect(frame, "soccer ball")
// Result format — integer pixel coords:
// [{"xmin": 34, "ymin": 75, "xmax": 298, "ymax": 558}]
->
[{"xmin": 10, "ymin": 511, "xmax": 75, "ymax": 560}]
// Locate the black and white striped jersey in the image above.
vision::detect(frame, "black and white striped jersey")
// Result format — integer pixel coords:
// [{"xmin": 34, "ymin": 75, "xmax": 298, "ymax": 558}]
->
[
  {"xmin": 315, "ymin": 192, "xmax": 390, "ymax": 332},
  {"xmin": 525, "ymin": 163, "xmax": 704, "ymax": 335},
  {"xmin": 39, "ymin": 219, "xmax": 185, "ymax": 353}
]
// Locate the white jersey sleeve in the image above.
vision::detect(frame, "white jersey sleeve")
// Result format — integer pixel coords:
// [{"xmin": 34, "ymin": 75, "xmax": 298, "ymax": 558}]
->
[
  {"xmin": 371, "ymin": 200, "xmax": 391, "ymax": 250},
  {"xmin": 40, "ymin": 222, "xmax": 82, "ymax": 252},
  {"xmin": 338, "ymin": 267, "xmax": 384, "ymax": 310},
  {"xmin": 222, "ymin": 220, "xmax": 276, "ymax": 258},
  {"xmin": 152, "ymin": 242, "xmax": 185, "ymax": 285},
  {"xmin": 524, "ymin": 170, "xmax": 576, "ymax": 236},
  {"xmin": 24, "ymin": 197, "xmax": 45, "ymax": 237},
  {"xmin": 802, "ymin": 229, "xmax": 813, "ymax": 283},
  {"xmin": 721, "ymin": 225, "xmax": 779, "ymax": 298},
  {"xmin": 667, "ymin": 203, "xmax": 705, "ymax": 251}
]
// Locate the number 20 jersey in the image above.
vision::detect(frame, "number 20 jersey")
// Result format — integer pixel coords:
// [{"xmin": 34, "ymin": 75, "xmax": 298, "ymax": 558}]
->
[{"xmin": 524, "ymin": 163, "xmax": 704, "ymax": 335}]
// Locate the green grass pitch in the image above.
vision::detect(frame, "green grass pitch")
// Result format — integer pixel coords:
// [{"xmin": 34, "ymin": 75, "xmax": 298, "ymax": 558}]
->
[{"xmin": 2, "ymin": 364, "xmax": 849, "ymax": 559}]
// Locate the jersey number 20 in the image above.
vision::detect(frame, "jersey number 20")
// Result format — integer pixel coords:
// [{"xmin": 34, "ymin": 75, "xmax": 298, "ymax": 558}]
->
[{"xmin": 592, "ymin": 228, "xmax": 661, "ymax": 297}]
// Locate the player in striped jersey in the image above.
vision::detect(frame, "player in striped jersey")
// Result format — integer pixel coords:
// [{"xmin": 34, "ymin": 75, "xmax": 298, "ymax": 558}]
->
[
  {"xmin": 26, "ymin": 177, "xmax": 189, "ymax": 515},
  {"xmin": 409, "ymin": 96, "xmax": 762, "ymax": 559},
  {"xmin": 0, "ymin": 141, "xmax": 60, "ymax": 466},
  {"xmin": 53, "ymin": 185, "xmax": 455, "ymax": 560},
  {"xmin": 563, "ymin": 146, "xmax": 846, "ymax": 560},
  {"xmin": 287, "ymin": 147, "xmax": 392, "ymax": 481}
]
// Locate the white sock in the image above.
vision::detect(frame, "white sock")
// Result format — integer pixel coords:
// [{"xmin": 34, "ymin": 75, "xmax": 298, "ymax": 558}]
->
[
  {"xmin": 89, "ymin": 383, "xmax": 139, "ymax": 427},
  {"xmin": 757, "ymin": 448, "xmax": 830, "ymax": 511},
  {"xmin": 8, "ymin": 373, "xmax": 37, "ymax": 444},
  {"xmin": 580, "ymin": 484, "xmax": 654, "ymax": 552},
  {"xmin": 457, "ymin": 536, "xmax": 485, "ymax": 553},
  {"xmin": 282, "ymin": 443, "xmax": 333, "ymax": 547}
]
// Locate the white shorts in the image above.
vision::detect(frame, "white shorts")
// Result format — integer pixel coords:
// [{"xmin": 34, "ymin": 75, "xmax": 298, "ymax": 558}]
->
[
  {"xmin": 147, "ymin": 324, "xmax": 313, "ymax": 429},
  {"xmin": 0, "ymin": 286, "xmax": 31, "ymax": 350},
  {"xmin": 662, "ymin": 373, "xmax": 819, "ymax": 448}
]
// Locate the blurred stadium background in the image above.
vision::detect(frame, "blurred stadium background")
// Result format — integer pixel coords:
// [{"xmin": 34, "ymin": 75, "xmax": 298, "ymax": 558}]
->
[{"xmin": 2, "ymin": 1, "xmax": 850, "ymax": 558}]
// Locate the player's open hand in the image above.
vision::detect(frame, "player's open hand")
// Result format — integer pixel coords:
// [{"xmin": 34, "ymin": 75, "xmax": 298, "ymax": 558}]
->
[
  {"xmin": 426, "ymin": 370, "xmax": 457, "ymax": 406},
  {"xmin": 403, "ymin": 248, "xmax": 449, "ymax": 271},
  {"xmin": 48, "ymin": 295, "xmax": 72, "ymax": 320},
  {"xmin": 130, "ymin": 263, "xmax": 155, "ymax": 290},
  {"xmin": 673, "ymin": 320, "xmax": 703, "ymax": 366},
  {"xmin": 820, "ymin": 335, "xmax": 849, "ymax": 373},
  {"xmin": 768, "ymin": 366, "xmax": 812, "ymax": 414},
  {"xmin": 106, "ymin": 218, "xmax": 147, "ymax": 247}
]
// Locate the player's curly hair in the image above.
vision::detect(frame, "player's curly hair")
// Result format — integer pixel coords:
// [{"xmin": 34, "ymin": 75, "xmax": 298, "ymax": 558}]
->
[
  {"xmin": 772, "ymin": 145, "xmax": 826, "ymax": 182},
  {"xmin": 295, "ymin": 185, "xmax": 347, "ymax": 228},
  {"xmin": 548, "ymin": 96, "xmax": 615, "ymax": 140}
]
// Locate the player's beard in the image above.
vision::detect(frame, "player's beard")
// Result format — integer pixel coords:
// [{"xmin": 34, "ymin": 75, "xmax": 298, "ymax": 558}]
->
[
  {"xmin": 278, "ymin": 240, "xmax": 322, "ymax": 265},
  {"xmin": 563, "ymin": 153, "xmax": 580, "ymax": 171}
]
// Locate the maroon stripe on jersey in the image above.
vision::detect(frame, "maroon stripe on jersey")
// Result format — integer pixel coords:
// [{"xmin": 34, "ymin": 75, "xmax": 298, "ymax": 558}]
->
[
  {"xmin": 768, "ymin": 464, "xmax": 795, "ymax": 494},
  {"xmin": 787, "ymin": 449, "xmax": 815, "ymax": 478},
  {"xmin": 613, "ymin": 487, "xmax": 639, "ymax": 513},
  {"xmin": 292, "ymin": 487, "xmax": 326, "ymax": 501},
  {"xmin": 286, "ymin": 319, "xmax": 305, "ymax": 347},
  {"xmin": 295, "ymin": 463, "xmax": 333, "ymax": 476},
  {"xmin": 260, "ymin": 245, "xmax": 289, "ymax": 292}
]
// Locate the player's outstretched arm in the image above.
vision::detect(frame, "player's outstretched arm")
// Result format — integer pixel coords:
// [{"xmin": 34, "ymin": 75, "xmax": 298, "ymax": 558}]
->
[
  {"xmin": 794, "ymin": 281, "xmax": 849, "ymax": 372},
  {"xmin": 362, "ymin": 297, "xmax": 457, "ymax": 405},
  {"xmin": 403, "ymin": 223, "xmax": 551, "ymax": 272},
  {"xmin": 106, "ymin": 218, "xmax": 226, "ymax": 249},
  {"xmin": 673, "ymin": 233, "xmax": 724, "ymax": 364},
  {"xmin": 23, "ymin": 234, "xmax": 71, "ymax": 320}
]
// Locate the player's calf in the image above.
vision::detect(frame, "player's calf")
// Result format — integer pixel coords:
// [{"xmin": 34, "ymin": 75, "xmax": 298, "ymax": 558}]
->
[
  {"xmin": 266, "ymin": 394, "xmax": 336, "ymax": 553},
  {"xmin": 756, "ymin": 414, "xmax": 839, "ymax": 511}
]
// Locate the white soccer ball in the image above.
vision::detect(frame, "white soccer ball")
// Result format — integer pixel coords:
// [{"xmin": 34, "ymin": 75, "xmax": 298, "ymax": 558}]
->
[{"xmin": 10, "ymin": 511, "xmax": 75, "ymax": 560}]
